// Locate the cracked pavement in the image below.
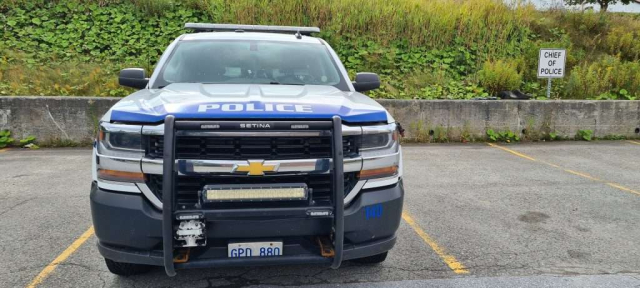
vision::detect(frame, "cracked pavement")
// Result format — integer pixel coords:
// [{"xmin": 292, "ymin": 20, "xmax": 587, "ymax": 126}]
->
[{"xmin": 1, "ymin": 142, "xmax": 640, "ymax": 287}]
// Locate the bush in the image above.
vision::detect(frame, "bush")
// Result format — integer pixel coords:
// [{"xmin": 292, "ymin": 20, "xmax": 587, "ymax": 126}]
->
[
  {"xmin": 477, "ymin": 59, "xmax": 523, "ymax": 95},
  {"xmin": 605, "ymin": 27, "xmax": 640, "ymax": 61},
  {"xmin": 0, "ymin": 51, "xmax": 135, "ymax": 96},
  {"xmin": 1, "ymin": 0, "xmax": 640, "ymax": 99},
  {"xmin": 564, "ymin": 56, "xmax": 640, "ymax": 99}
]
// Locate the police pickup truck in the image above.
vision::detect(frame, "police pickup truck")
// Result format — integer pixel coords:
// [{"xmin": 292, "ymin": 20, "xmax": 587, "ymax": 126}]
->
[{"xmin": 90, "ymin": 23, "xmax": 404, "ymax": 276}]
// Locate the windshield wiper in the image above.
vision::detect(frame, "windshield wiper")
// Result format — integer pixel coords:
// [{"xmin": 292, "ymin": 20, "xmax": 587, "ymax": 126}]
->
[{"xmin": 269, "ymin": 81, "xmax": 304, "ymax": 86}]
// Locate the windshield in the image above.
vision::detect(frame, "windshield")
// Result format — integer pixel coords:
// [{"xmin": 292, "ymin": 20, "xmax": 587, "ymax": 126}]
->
[{"xmin": 154, "ymin": 40, "xmax": 347, "ymax": 89}]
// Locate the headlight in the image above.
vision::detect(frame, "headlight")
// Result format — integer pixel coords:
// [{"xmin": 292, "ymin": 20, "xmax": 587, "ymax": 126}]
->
[
  {"xmin": 360, "ymin": 124, "xmax": 398, "ymax": 151},
  {"xmin": 361, "ymin": 133, "xmax": 392, "ymax": 150},
  {"xmin": 96, "ymin": 122, "xmax": 144, "ymax": 183},
  {"xmin": 97, "ymin": 122, "xmax": 143, "ymax": 157},
  {"xmin": 101, "ymin": 131, "xmax": 142, "ymax": 151},
  {"xmin": 358, "ymin": 123, "xmax": 401, "ymax": 181}
]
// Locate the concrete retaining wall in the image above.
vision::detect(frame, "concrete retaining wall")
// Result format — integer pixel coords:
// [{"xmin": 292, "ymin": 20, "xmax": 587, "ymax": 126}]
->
[
  {"xmin": 1, "ymin": 96, "xmax": 639, "ymax": 144},
  {"xmin": 0, "ymin": 97, "xmax": 117, "ymax": 145},
  {"xmin": 379, "ymin": 100, "xmax": 640, "ymax": 141}
]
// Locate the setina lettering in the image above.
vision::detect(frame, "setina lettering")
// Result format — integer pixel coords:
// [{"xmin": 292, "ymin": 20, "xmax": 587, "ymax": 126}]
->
[{"xmin": 198, "ymin": 103, "xmax": 313, "ymax": 113}]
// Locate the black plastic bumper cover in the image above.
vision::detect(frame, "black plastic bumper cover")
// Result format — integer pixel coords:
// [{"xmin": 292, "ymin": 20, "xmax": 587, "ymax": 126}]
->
[{"xmin": 90, "ymin": 180, "xmax": 403, "ymax": 268}]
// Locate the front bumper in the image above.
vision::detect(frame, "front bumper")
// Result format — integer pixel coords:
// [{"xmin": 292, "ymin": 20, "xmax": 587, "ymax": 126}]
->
[{"xmin": 90, "ymin": 179, "xmax": 404, "ymax": 268}]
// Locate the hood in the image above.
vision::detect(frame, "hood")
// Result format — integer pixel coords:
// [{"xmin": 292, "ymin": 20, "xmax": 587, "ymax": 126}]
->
[{"xmin": 108, "ymin": 84, "xmax": 388, "ymax": 124}]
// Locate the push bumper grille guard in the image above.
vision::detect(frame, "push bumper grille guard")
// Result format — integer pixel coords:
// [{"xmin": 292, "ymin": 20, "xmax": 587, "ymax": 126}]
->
[{"xmin": 161, "ymin": 116, "xmax": 345, "ymax": 276}]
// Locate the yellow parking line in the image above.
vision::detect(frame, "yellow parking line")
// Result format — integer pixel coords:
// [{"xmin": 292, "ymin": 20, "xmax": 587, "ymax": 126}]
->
[
  {"xmin": 487, "ymin": 143, "xmax": 640, "ymax": 198},
  {"xmin": 402, "ymin": 212, "xmax": 469, "ymax": 274},
  {"xmin": 26, "ymin": 226, "xmax": 94, "ymax": 288},
  {"xmin": 628, "ymin": 140, "xmax": 640, "ymax": 146},
  {"xmin": 607, "ymin": 183, "xmax": 640, "ymax": 197},
  {"xmin": 487, "ymin": 143, "xmax": 536, "ymax": 161},
  {"xmin": 564, "ymin": 169, "xmax": 602, "ymax": 182}
]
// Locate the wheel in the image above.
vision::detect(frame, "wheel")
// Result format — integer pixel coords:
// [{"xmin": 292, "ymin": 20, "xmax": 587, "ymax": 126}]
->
[
  {"xmin": 352, "ymin": 252, "xmax": 388, "ymax": 264},
  {"xmin": 104, "ymin": 258, "xmax": 153, "ymax": 276}
]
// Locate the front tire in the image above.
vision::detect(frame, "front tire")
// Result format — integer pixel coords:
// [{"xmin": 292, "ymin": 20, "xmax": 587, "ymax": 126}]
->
[
  {"xmin": 104, "ymin": 258, "xmax": 153, "ymax": 276},
  {"xmin": 352, "ymin": 252, "xmax": 388, "ymax": 264}
]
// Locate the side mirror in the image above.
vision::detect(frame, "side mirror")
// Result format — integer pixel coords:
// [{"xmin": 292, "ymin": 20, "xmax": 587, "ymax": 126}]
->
[
  {"xmin": 352, "ymin": 72, "xmax": 380, "ymax": 92},
  {"xmin": 119, "ymin": 68, "xmax": 148, "ymax": 89}
]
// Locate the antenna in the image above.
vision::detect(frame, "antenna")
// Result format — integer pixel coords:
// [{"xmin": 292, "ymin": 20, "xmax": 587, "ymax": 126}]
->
[{"xmin": 147, "ymin": 31, "xmax": 151, "ymax": 79}]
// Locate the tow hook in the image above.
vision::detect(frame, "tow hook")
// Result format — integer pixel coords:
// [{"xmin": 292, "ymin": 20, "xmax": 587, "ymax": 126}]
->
[
  {"xmin": 173, "ymin": 248, "xmax": 191, "ymax": 263},
  {"xmin": 317, "ymin": 236, "xmax": 335, "ymax": 257}
]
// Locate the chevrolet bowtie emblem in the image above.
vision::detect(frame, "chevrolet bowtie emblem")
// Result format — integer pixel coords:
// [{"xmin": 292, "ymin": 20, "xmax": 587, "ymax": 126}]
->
[{"xmin": 234, "ymin": 160, "xmax": 278, "ymax": 176}]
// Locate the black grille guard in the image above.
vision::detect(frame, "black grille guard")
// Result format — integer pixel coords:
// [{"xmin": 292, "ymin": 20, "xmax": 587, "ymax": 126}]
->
[{"xmin": 161, "ymin": 116, "xmax": 345, "ymax": 276}]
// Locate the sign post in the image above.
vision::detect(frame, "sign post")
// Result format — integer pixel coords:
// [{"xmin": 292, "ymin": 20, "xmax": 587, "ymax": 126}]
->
[{"xmin": 537, "ymin": 49, "xmax": 566, "ymax": 98}]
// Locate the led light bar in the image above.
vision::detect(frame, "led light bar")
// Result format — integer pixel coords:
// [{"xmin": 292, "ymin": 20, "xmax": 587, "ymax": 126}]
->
[
  {"xmin": 184, "ymin": 23, "xmax": 321, "ymax": 35},
  {"xmin": 202, "ymin": 184, "xmax": 308, "ymax": 202}
]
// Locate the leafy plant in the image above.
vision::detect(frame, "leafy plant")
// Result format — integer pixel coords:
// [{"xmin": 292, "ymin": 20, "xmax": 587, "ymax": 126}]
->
[
  {"xmin": 577, "ymin": 129, "xmax": 594, "ymax": 141},
  {"xmin": 19, "ymin": 135, "xmax": 39, "ymax": 149},
  {"xmin": 0, "ymin": 130, "xmax": 15, "ymax": 148},
  {"xmin": 0, "ymin": 130, "xmax": 39, "ymax": 149},
  {"xmin": 499, "ymin": 130, "xmax": 520, "ymax": 143},
  {"xmin": 618, "ymin": 89, "xmax": 637, "ymax": 100},
  {"xmin": 487, "ymin": 129, "xmax": 499, "ymax": 142},
  {"xmin": 487, "ymin": 129, "xmax": 520, "ymax": 143}
]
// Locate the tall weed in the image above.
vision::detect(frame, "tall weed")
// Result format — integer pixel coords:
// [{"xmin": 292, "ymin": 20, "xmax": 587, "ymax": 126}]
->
[
  {"xmin": 477, "ymin": 59, "xmax": 523, "ymax": 95},
  {"xmin": 564, "ymin": 56, "xmax": 640, "ymax": 99},
  {"xmin": 1, "ymin": 0, "xmax": 640, "ymax": 99}
]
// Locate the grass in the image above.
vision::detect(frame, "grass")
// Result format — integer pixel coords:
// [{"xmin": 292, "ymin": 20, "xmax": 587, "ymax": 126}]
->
[{"xmin": 1, "ymin": 0, "xmax": 639, "ymax": 99}]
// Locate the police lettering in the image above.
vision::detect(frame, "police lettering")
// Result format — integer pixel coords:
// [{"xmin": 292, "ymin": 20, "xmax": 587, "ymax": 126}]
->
[
  {"xmin": 539, "ymin": 68, "xmax": 563, "ymax": 75},
  {"xmin": 198, "ymin": 103, "xmax": 313, "ymax": 113}
]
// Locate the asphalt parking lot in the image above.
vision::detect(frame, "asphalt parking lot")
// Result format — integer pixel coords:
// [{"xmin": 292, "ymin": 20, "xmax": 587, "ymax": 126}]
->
[{"xmin": 1, "ymin": 141, "xmax": 640, "ymax": 288}]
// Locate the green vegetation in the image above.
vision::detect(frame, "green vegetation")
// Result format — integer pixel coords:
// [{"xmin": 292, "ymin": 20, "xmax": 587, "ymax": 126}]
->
[
  {"xmin": 38, "ymin": 137, "xmax": 92, "ymax": 148},
  {"xmin": 1, "ymin": 0, "xmax": 639, "ymax": 99},
  {"xmin": 487, "ymin": 129, "xmax": 521, "ymax": 143},
  {"xmin": 0, "ymin": 130, "xmax": 39, "ymax": 149},
  {"xmin": 0, "ymin": 130, "xmax": 14, "ymax": 148},
  {"xmin": 577, "ymin": 129, "xmax": 594, "ymax": 141},
  {"xmin": 478, "ymin": 59, "xmax": 523, "ymax": 96}
]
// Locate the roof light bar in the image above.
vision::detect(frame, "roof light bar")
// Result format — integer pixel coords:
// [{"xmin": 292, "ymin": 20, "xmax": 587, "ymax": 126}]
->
[{"xmin": 184, "ymin": 23, "xmax": 320, "ymax": 35}]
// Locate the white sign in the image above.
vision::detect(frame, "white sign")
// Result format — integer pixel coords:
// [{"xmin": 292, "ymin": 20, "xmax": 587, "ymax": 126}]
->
[{"xmin": 538, "ymin": 49, "xmax": 566, "ymax": 78}]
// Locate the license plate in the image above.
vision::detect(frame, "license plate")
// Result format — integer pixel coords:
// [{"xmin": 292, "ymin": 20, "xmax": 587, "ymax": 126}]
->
[{"xmin": 228, "ymin": 241, "xmax": 283, "ymax": 258}]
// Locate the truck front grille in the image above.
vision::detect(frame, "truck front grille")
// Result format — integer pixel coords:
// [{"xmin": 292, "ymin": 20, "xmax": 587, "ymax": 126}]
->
[
  {"xmin": 146, "ymin": 173, "xmax": 359, "ymax": 208},
  {"xmin": 145, "ymin": 135, "xmax": 359, "ymax": 160}
]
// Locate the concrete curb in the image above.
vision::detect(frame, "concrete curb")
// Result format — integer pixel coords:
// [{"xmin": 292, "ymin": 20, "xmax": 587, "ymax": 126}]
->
[{"xmin": 1, "ymin": 97, "xmax": 639, "ymax": 143}]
